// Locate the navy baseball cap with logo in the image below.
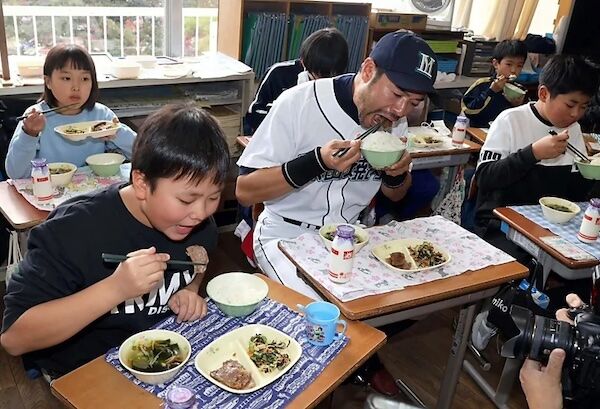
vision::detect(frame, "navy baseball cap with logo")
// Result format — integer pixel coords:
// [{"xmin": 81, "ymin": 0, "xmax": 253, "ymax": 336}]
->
[{"xmin": 370, "ymin": 31, "xmax": 438, "ymax": 94}]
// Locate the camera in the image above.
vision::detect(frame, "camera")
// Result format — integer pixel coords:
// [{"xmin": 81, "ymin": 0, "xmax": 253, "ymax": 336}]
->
[{"xmin": 501, "ymin": 304, "xmax": 600, "ymax": 403}]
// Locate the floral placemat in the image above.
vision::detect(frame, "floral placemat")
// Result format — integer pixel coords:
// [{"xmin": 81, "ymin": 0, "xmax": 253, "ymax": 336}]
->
[
  {"xmin": 280, "ymin": 216, "xmax": 515, "ymax": 302},
  {"xmin": 9, "ymin": 165, "xmax": 129, "ymax": 211},
  {"xmin": 105, "ymin": 299, "xmax": 348, "ymax": 409}
]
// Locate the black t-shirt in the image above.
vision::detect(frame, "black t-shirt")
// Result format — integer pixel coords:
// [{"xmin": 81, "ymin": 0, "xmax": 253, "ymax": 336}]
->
[{"xmin": 1, "ymin": 183, "xmax": 218, "ymax": 376}]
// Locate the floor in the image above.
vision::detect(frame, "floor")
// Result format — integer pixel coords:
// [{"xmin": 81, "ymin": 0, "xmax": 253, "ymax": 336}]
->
[{"xmin": 0, "ymin": 232, "xmax": 528, "ymax": 409}]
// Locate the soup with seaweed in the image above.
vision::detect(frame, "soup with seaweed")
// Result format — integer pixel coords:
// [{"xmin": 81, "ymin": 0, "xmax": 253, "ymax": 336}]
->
[
  {"xmin": 322, "ymin": 230, "xmax": 363, "ymax": 244},
  {"xmin": 127, "ymin": 338, "xmax": 185, "ymax": 372},
  {"xmin": 545, "ymin": 203, "xmax": 573, "ymax": 213}
]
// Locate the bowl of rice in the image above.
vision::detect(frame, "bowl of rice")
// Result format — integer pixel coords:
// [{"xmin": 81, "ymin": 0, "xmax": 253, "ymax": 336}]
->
[
  {"xmin": 206, "ymin": 272, "xmax": 268, "ymax": 317},
  {"xmin": 360, "ymin": 131, "xmax": 407, "ymax": 169},
  {"xmin": 576, "ymin": 157, "xmax": 600, "ymax": 180}
]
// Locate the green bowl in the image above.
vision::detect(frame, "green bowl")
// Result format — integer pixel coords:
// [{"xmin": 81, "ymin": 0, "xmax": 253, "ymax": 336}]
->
[
  {"xmin": 503, "ymin": 83, "xmax": 526, "ymax": 100},
  {"xmin": 361, "ymin": 148, "xmax": 406, "ymax": 170},
  {"xmin": 86, "ymin": 153, "xmax": 125, "ymax": 177},
  {"xmin": 206, "ymin": 272, "xmax": 268, "ymax": 317},
  {"xmin": 575, "ymin": 160, "xmax": 600, "ymax": 180}
]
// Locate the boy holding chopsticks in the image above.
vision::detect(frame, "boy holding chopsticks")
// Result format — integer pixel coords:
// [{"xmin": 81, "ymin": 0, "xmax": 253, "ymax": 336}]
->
[
  {"xmin": 474, "ymin": 54, "xmax": 600, "ymax": 255},
  {"xmin": 1, "ymin": 104, "xmax": 229, "ymax": 379}
]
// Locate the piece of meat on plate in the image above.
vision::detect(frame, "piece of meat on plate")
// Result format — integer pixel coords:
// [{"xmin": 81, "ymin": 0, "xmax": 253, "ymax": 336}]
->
[
  {"xmin": 210, "ymin": 359, "xmax": 255, "ymax": 390},
  {"xmin": 388, "ymin": 252, "xmax": 411, "ymax": 269},
  {"xmin": 91, "ymin": 121, "xmax": 116, "ymax": 132},
  {"xmin": 185, "ymin": 245, "xmax": 208, "ymax": 274}
]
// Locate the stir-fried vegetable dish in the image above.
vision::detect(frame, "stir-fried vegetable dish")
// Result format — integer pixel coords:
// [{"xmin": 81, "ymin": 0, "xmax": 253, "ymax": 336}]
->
[
  {"xmin": 248, "ymin": 334, "xmax": 290, "ymax": 373},
  {"xmin": 408, "ymin": 242, "xmax": 446, "ymax": 268},
  {"xmin": 127, "ymin": 338, "xmax": 184, "ymax": 372}
]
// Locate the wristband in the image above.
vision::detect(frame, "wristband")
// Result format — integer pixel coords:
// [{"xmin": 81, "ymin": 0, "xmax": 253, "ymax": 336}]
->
[
  {"xmin": 282, "ymin": 147, "xmax": 330, "ymax": 188},
  {"xmin": 382, "ymin": 172, "xmax": 407, "ymax": 188}
]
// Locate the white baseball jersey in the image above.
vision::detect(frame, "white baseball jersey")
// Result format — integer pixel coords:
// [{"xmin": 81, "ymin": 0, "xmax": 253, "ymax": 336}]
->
[
  {"xmin": 478, "ymin": 103, "xmax": 585, "ymax": 169},
  {"xmin": 238, "ymin": 77, "xmax": 408, "ymax": 227}
]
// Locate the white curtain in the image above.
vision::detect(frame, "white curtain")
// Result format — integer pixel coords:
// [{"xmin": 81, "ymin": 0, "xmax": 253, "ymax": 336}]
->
[{"xmin": 454, "ymin": 0, "xmax": 539, "ymax": 40}]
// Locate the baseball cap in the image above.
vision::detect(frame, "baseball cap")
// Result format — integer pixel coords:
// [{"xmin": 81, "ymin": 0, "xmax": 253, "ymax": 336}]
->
[{"xmin": 370, "ymin": 31, "xmax": 438, "ymax": 94}]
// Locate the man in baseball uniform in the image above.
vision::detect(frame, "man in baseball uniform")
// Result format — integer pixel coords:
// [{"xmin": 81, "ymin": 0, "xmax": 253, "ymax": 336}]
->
[{"xmin": 237, "ymin": 31, "xmax": 438, "ymax": 299}]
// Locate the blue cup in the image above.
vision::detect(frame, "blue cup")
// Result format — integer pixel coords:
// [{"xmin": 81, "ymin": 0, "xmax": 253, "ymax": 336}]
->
[{"xmin": 297, "ymin": 301, "xmax": 347, "ymax": 346}]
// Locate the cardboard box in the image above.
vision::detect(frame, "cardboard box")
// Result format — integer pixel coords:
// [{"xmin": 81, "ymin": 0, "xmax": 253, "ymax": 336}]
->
[{"xmin": 370, "ymin": 12, "xmax": 427, "ymax": 31}]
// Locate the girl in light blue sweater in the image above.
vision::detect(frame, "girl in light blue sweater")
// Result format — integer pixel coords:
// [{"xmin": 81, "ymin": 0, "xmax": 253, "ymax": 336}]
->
[{"xmin": 5, "ymin": 44, "xmax": 136, "ymax": 179}]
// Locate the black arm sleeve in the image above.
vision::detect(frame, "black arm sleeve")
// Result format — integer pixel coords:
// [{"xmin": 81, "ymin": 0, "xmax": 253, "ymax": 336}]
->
[{"xmin": 476, "ymin": 145, "xmax": 539, "ymax": 191}]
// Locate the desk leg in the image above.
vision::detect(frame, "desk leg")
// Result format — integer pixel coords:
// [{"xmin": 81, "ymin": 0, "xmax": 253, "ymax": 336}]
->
[{"xmin": 436, "ymin": 303, "xmax": 476, "ymax": 409}]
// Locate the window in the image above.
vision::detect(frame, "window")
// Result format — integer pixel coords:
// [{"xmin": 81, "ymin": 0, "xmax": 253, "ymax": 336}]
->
[{"xmin": 2, "ymin": 0, "xmax": 218, "ymax": 57}]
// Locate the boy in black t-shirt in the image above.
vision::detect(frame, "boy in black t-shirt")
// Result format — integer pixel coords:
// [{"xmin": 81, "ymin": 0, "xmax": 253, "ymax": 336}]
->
[{"xmin": 1, "ymin": 103, "xmax": 230, "ymax": 377}]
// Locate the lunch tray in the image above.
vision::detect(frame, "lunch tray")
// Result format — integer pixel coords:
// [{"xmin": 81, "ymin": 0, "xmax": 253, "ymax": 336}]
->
[{"xmin": 105, "ymin": 298, "xmax": 348, "ymax": 408}]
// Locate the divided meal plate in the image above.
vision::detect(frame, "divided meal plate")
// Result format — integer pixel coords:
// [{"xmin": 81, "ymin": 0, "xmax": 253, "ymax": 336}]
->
[
  {"xmin": 372, "ymin": 238, "xmax": 451, "ymax": 273},
  {"xmin": 195, "ymin": 324, "xmax": 302, "ymax": 394},
  {"xmin": 55, "ymin": 120, "xmax": 121, "ymax": 141}
]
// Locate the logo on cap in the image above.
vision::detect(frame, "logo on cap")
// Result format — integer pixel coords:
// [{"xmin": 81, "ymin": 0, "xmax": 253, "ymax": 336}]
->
[{"xmin": 415, "ymin": 52, "xmax": 435, "ymax": 79}]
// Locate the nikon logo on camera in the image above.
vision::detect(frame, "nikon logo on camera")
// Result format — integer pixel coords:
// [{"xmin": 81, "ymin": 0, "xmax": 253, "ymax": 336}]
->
[{"xmin": 492, "ymin": 297, "xmax": 509, "ymax": 313}]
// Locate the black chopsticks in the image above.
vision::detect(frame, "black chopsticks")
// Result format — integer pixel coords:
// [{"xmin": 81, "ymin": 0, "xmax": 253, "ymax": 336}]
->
[
  {"xmin": 16, "ymin": 103, "xmax": 79, "ymax": 121},
  {"xmin": 102, "ymin": 253, "xmax": 207, "ymax": 267},
  {"xmin": 549, "ymin": 129, "xmax": 590, "ymax": 163},
  {"xmin": 333, "ymin": 122, "xmax": 382, "ymax": 158}
]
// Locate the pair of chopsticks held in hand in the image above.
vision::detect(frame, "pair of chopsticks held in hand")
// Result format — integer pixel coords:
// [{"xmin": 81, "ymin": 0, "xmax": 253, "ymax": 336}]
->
[
  {"xmin": 16, "ymin": 103, "xmax": 79, "ymax": 121},
  {"xmin": 548, "ymin": 130, "xmax": 590, "ymax": 163},
  {"xmin": 333, "ymin": 122, "xmax": 383, "ymax": 158}
]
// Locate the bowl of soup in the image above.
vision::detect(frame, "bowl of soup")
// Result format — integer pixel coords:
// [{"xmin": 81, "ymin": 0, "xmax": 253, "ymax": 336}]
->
[
  {"xmin": 118, "ymin": 329, "xmax": 191, "ymax": 385},
  {"xmin": 360, "ymin": 131, "xmax": 406, "ymax": 169},
  {"xmin": 206, "ymin": 272, "xmax": 268, "ymax": 317},
  {"xmin": 539, "ymin": 197, "xmax": 580, "ymax": 224},
  {"xmin": 48, "ymin": 162, "xmax": 77, "ymax": 186},
  {"xmin": 319, "ymin": 223, "xmax": 369, "ymax": 253}
]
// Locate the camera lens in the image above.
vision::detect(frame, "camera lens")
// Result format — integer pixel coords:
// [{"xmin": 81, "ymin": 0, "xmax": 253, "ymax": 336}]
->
[
  {"xmin": 501, "ymin": 305, "xmax": 573, "ymax": 360},
  {"xmin": 529, "ymin": 315, "xmax": 572, "ymax": 361}
]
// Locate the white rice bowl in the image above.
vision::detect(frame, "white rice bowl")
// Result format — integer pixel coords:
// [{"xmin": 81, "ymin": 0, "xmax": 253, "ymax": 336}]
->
[{"xmin": 361, "ymin": 131, "xmax": 405, "ymax": 152}]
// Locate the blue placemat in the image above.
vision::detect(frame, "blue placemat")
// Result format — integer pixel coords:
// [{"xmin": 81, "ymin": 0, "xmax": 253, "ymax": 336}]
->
[
  {"xmin": 509, "ymin": 203, "xmax": 600, "ymax": 259},
  {"xmin": 105, "ymin": 299, "xmax": 348, "ymax": 408}
]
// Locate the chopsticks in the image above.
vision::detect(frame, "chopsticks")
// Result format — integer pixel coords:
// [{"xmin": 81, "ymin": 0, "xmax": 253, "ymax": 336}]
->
[
  {"xmin": 333, "ymin": 122, "xmax": 382, "ymax": 158},
  {"xmin": 549, "ymin": 129, "xmax": 590, "ymax": 163},
  {"xmin": 16, "ymin": 103, "xmax": 79, "ymax": 121},
  {"xmin": 101, "ymin": 253, "xmax": 207, "ymax": 267}
]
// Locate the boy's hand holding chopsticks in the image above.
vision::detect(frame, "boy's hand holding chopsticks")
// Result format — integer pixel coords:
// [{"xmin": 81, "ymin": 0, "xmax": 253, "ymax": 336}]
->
[
  {"xmin": 108, "ymin": 247, "xmax": 169, "ymax": 300},
  {"xmin": 532, "ymin": 129, "xmax": 569, "ymax": 160}
]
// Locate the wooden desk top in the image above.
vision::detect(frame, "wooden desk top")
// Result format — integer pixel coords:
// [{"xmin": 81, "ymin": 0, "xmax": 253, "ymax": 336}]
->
[
  {"xmin": 237, "ymin": 136, "xmax": 481, "ymax": 158},
  {"xmin": 279, "ymin": 243, "xmax": 527, "ymax": 320},
  {"xmin": 0, "ymin": 181, "xmax": 48, "ymax": 230},
  {"xmin": 466, "ymin": 127, "xmax": 487, "ymax": 145},
  {"xmin": 51, "ymin": 274, "xmax": 386, "ymax": 409},
  {"xmin": 494, "ymin": 207, "xmax": 599, "ymax": 270}
]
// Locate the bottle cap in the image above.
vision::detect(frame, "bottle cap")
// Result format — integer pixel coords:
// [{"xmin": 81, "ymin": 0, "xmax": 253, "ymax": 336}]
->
[
  {"xmin": 31, "ymin": 158, "xmax": 47, "ymax": 168},
  {"xmin": 164, "ymin": 385, "xmax": 196, "ymax": 409},
  {"xmin": 336, "ymin": 225, "xmax": 355, "ymax": 239},
  {"xmin": 590, "ymin": 198, "xmax": 600, "ymax": 208}
]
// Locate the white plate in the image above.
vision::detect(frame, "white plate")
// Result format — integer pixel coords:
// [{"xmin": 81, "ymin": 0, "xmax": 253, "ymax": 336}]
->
[
  {"xmin": 54, "ymin": 120, "xmax": 121, "ymax": 141},
  {"xmin": 195, "ymin": 324, "xmax": 301, "ymax": 394},
  {"xmin": 371, "ymin": 238, "xmax": 451, "ymax": 273}
]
